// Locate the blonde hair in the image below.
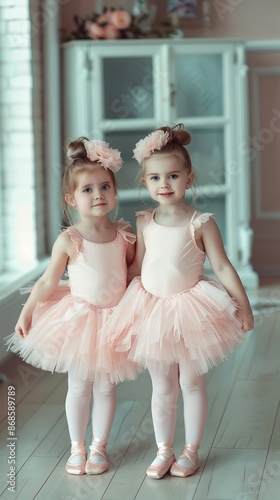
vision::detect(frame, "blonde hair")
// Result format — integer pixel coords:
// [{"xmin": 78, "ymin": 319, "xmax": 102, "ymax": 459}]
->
[{"xmin": 62, "ymin": 137, "xmax": 117, "ymax": 225}]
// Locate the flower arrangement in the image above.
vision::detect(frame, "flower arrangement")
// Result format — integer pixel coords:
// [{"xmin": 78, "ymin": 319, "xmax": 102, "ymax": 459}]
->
[{"xmin": 62, "ymin": 7, "xmax": 176, "ymax": 41}]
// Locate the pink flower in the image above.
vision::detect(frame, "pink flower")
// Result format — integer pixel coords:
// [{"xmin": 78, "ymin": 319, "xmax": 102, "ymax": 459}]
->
[
  {"xmin": 133, "ymin": 130, "xmax": 170, "ymax": 164},
  {"xmin": 104, "ymin": 23, "xmax": 120, "ymax": 39},
  {"xmin": 83, "ymin": 139, "xmax": 123, "ymax": 173},
  {"xmin": 97, "ymin": 12, "xmax": 112, "ymax": 25},
  {"xmin": 87, "ymin": 22, "xmax": 105, "ymax": 39},
  {"xmin": 111, "ymin": 10, "xmax": 131, "ymax": 30},
  {"xmin": 85, "ymin": 20, "xmax": 92, "ymax": 32}
]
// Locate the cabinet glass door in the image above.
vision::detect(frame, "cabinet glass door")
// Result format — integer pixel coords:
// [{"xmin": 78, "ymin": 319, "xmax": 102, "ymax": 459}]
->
[
  {"xmin": 187, "ymin": 128, "xmax": 225, "ymax": 185},
  {"xmin": 102, "ymin": 57, "xmax": 155, "ymax": 120},
  {"xmin": 174, "ymin": 54, "xmax": 224, "ymax": 117}
]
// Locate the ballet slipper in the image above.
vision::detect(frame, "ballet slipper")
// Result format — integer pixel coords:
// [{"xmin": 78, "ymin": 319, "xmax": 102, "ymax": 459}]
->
[
  {"xmin": 146, "ymin": 442, "xmax": 176, "ymax": 479},
  {"xmin": 85, "ymin": 437, "xmax": 109, "ymax": 475},
  {"xmin": 65, "ymin": 441, "xmax": 86, "ymax": 475},
  {"xmin": 170, "ymin": 443, "xmax": 200, "ymax": 477}
]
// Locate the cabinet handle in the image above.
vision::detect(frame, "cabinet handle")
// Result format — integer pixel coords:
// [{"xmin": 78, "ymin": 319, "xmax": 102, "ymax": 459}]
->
[{"xmin": 170, "ymin": 83, "xmax": 176, "ymax": 107}]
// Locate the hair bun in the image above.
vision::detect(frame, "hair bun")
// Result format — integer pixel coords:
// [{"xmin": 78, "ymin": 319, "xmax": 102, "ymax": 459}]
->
[
  {"xmin": 66, "ymin": 137, "xmax": 88, "ymax": 161},
  {"xmin": 158, "ymin": 124, "xmax": 191, "ymax": 146},
  {"xmin": 170, "ymin": 123, "xmax": 191, "ymax": 146}
]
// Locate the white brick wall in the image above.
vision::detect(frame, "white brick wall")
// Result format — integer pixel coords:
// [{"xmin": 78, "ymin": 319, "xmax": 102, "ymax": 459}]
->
[{"xmin": 0, "ymin": 0, "xmax": 45, "ymax": 273}]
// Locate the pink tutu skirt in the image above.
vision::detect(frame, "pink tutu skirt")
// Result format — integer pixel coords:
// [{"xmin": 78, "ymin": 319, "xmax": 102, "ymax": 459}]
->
[
  {"xmin": 6, "ymin": 283, "xmax": 140, "ymax": 383},
  {"xmin": 100, "ymin": 276, "xmax": 245, "ymax": 376}
]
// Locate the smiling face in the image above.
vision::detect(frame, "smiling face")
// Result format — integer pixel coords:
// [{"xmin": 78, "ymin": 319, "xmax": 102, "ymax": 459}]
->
[
  {"xmin": 142, "ymin": 154, "xmax": 194, "ymax": 206},
  {"xmin": 65, "ymin": 165, "xmax": 116, "ymax": 218}
]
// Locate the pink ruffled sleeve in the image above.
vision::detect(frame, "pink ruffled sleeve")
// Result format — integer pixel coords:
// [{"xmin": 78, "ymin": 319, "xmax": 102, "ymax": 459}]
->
[
  {"xmin": 135, "ymin": 209, "xmax": 154, "ymax": 223},
  {"xmin": 116, "ymin": 219, "xmax": 136, "ymax": 244},
  {"xmin": 193, "ymin": 212, "xmax": 215, "ymax": 229},
  {"xmin": 63, "ymin": 227, "xmax": 83, "ymax": 256}
]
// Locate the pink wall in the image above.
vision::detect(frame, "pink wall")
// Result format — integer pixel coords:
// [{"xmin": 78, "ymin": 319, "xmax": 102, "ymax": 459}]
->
[
  {"xmin": 60, "ymin": 0, "xmax": 280, "ymax": 40},
  {"xmin": 202, "ymin": 0, "xmax": 280, "ymax": 40},
  {"xmin": 247, "ymin": 51, "xmax": 280, "ymax": 278}
]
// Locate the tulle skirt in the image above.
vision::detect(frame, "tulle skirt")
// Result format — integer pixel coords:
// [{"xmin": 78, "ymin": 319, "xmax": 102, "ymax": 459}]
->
[
  {"xmin": 6, "ymin": 284, "xmax": 140, "ymax": 383},
  {"xmin": 99, "ymin": 276, "xmax": 245, "ymax": 376}
]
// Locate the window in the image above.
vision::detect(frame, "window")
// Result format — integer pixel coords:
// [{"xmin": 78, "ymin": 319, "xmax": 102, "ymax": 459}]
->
[{"xmin": 0, "ymin": 1, "xmax": 47, "ymax": 299}]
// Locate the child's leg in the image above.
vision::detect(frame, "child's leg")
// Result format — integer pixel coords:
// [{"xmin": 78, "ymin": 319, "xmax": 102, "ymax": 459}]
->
[
  {"xmin": 149, "ymin": 363, "xmax": 180, "ymax": 443},
  {"xmin": 65, "ymin": 373, "xmax": 92, "ymax": 441},
  {"xmin": 65, "ymin": 373, "xmax": 92, "ymax": 474},
  {"xmin": 146, "ymin": 364, "xmax": 179, "ymax": 478},
  {"xmin": 179, "ymin": 360, "xmax": 208, "ymax": 445},
  {"xmin": 170, "ymin": 358, "xmax": 208, "ymax": 477},
  {"xmin": 85, "ymin": 380, "xmax": 116, "ymax": 475},
  {"xmin": 91, "ymin": 380, "xmax": 116, "ymax": 441}
]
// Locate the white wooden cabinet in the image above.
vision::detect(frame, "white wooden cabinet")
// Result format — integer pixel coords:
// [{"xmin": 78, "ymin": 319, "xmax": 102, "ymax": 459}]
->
[{"xmin": 62, "ymin": 39, "xmax": 258, "ymax": 289}]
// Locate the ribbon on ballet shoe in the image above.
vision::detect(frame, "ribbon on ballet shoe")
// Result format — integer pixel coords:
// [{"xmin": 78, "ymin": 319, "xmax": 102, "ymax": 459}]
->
[
  {"xmin": 146, "ymin": 442, "xmax": 176, "ymax": 479},
  {"xmin": 65, "ymin": 441, "xmax": 86, "ymax": 475},
  {"xmin": 170, "ymin": 443, "xmax": 200, "ymax": 478},
  {"xmin": 85, "ymin": 437, "xmax": 109, "ymax": 475}
]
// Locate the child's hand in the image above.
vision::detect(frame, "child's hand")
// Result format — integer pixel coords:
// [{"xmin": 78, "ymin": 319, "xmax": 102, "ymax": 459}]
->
[
  {"xmin": 15, "ymin": 315, "xmax": 32, "ymax": 339},
  {"xmin": 236, "ymin": 306, "xmax": 254, "ymax": 332}
]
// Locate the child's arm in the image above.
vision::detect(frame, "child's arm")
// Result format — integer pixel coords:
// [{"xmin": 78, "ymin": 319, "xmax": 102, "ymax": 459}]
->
[
  {"xmin": 198, "ymin": 218, "xmax": 254, "ymax": 332},
  {"xmin": 15, "ymin": 232, "xmax": 71, "ymax": 338},
  {"xmin": 127, "ymin": 215, "xmax": 146, "ymax": 282}
]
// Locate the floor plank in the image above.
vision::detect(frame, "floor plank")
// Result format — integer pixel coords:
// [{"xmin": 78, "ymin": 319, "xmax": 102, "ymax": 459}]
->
[
  {"xmin": 257, "ymin": 450, "xmax": 280, "ymax": 500},
  {"xmin": 194, "ymin": 449, "xmax": 267, "ymax": 500},
  {"xmin": 213, "ymin": 379, "xmax": 280, "ymax": 450},
  {"xmin": 34, "ymin": 400, "xmax": 150, "ymax": 500},
  {"xmin": 1, "ymin": 456, "xmax": 61, "ymax": 499}
]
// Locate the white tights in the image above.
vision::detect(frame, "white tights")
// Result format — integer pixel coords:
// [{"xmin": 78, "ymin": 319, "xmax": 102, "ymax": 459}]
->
[
  {"xmin": 65, "ymin": 373, "xmax": 116, "ymax": 443},
  {"xmin": 148, "ymin": 359, "xmax": 208, "ymax": 448}
]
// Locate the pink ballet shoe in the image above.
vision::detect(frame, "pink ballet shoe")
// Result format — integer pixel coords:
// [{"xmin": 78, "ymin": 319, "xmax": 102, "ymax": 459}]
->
[
  {"xmin": 85, "ymin": 437, "xmax": 109, "ymax": 475},
  {"xmin": 65, "ymin": 441, "xmax": 86, "ymax": 475},
  {"xmin": 146, "ymin": 442, "xmax": 176, "ymax": 479},
  {"xmin": 170, "ymin": 444, "xmax": 200, "ymax": 478}
]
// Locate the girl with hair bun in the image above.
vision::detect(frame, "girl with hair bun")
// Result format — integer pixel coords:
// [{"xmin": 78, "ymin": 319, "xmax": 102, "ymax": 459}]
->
[
  {"xmin": 100, "ymin": 123, "xmax": 254, "ymax": 479},
  {"xmin": 6, "ymin": 137, "xmax": 138, "ymax": 476}
]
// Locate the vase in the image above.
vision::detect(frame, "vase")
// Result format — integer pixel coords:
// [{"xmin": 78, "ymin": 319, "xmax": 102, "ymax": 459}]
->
[{"xmin": 132, "ymin": 0, "xmax": 149, "ymax": 17}]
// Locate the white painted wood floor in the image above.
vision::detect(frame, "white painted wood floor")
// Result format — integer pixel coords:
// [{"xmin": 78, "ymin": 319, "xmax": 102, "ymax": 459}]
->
[{"xmin": 1, "ymin": 282, "xmax": 280, "ymax": 500}]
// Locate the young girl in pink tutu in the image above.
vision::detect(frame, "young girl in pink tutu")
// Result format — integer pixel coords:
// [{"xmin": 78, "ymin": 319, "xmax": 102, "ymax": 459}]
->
[
  {"xmin": 101, "ymin": 123, "xmax": 254, "ymax": 479},
  {"xmin": 6, "ymin": 137, "xmax": 137, "ymax": 476}
]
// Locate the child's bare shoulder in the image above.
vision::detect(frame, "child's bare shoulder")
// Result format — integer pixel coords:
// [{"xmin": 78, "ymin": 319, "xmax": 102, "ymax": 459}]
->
[
  {"xmin": 135, "ymin": 209, "xmax": 153, "ymax": 229},
  {"xmin": 56, "ymin": 228, "xmax": 79, "ymax": 254}
]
